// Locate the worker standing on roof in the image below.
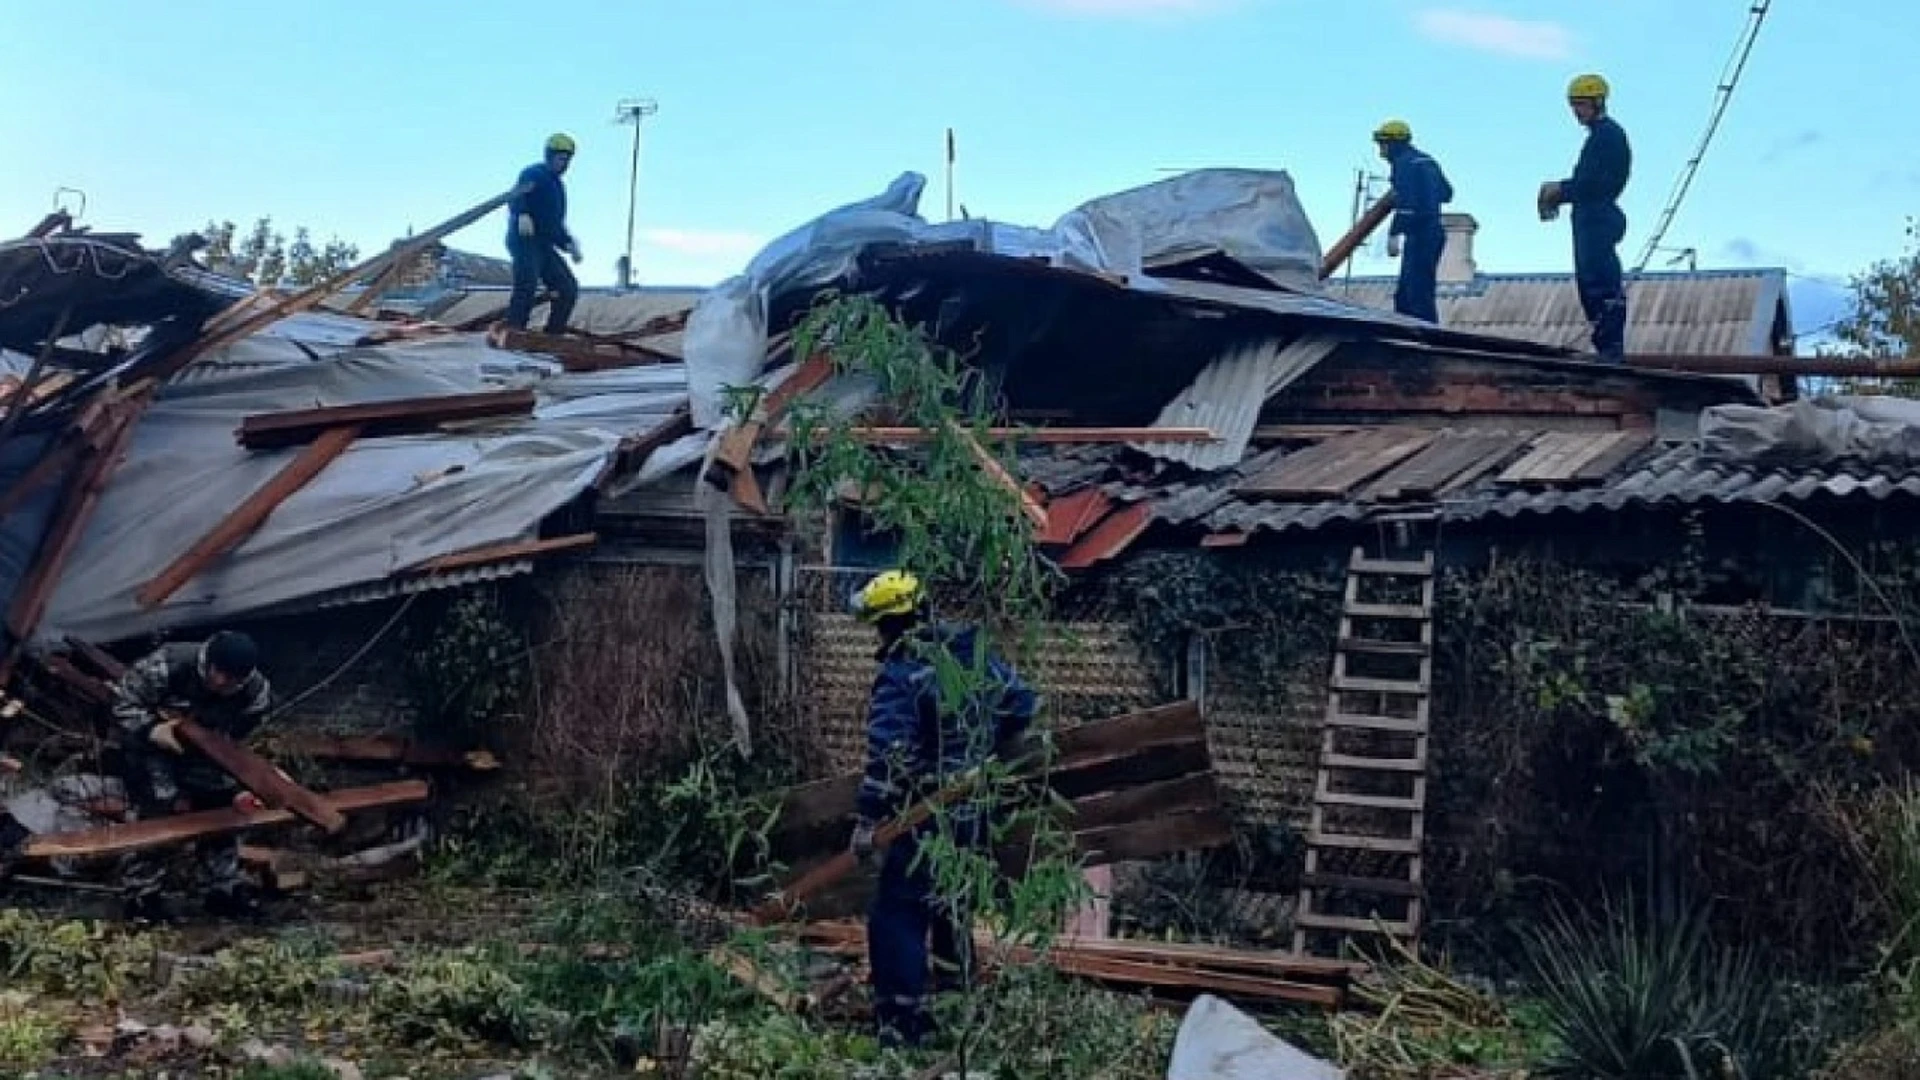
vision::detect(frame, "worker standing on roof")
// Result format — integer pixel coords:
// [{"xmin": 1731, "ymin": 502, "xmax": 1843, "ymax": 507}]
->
[
  {"xmin": 1538, "ymin": 74, "xmax": 1632, "ymax": 359},
  {"xmin": 1374, "ymin": 120, "xmax": 1454, "ymax": 323},
  {"xmin": 847, "ymin": 570, "xmax": 1039, "ymax": 1048},
  {"xmin": 110, "ymin": 631, "xmax": 273, "ymax": 922},
  {"xmin": 504, "ymin": 133, "xmax": 583, "ymax": 335}
]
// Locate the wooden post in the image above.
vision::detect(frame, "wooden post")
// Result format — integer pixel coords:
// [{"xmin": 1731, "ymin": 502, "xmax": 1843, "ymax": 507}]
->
[
  {"xmin": 1319, "ymin": 194, "xmax": 1396, "ymax": 280},
  {"xmin": 170, "ymin": 715, "xmax": 348, "ymax": 834}
]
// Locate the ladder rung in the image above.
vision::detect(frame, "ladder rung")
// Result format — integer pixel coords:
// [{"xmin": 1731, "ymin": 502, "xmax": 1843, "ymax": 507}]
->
[
  {"xmin": 1325, "ymin": 713, "xmax": 1427, "ymax": 734},
  {"xmin": 1338, "ymin": 637, "xmax": 1429, "ymax": 657},
  {"xmin": 1308, "ymin": 831, "xmax": 1422, "ymax": 854},
  {"xmin": 1316, "ymin": 791, "xmax": 1423, "ymax": 811},
  {"xmin": 1322, "ymin": 753, "xmax": 1426, "ymax": 773},
  {"xmin": 1344, "ymin": 603, "xmax": 1430, "ymax": 620},
  {"xmin": 1333, "ymin": 675, "xmax": 1428, "ymax": 695},
  {"xmin": 1349, "ymin": 556, "xmax": 1432, "ymax": 577},
  {"xmin": 1293, "ymin": 911, "xmax": 1418, "ymax": 935},
  {"xmin": 1301, "ymin": 872, "xmax": 1424, "ymax": 899}
]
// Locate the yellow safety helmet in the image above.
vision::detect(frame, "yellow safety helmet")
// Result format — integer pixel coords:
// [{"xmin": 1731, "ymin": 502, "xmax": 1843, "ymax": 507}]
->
[
  {"xmin": 849, "ymin": 570, "xmax": 925, "ymax": 623},
  {"xmin": 1372, "ymin": 119, "xmax": 1412, "ymax": 143},
  {"xmin": 1566, "ymin": 73, "xmax": 1610, "ymax": 102},
  {"xmin": 545, "ymin": 133, "xmax": 577, "ymax": 156}
]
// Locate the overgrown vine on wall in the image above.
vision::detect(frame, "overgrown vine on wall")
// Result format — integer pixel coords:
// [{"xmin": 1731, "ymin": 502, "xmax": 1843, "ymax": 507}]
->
[{"xmin": 400, "ymin": 587, "xmax": 528, "ymax": 746}]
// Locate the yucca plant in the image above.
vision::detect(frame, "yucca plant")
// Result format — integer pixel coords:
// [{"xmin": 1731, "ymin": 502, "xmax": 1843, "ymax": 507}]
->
[{"xmin": 1523, "ymin": 896, "xmax": 1790, "ymax": 1078}]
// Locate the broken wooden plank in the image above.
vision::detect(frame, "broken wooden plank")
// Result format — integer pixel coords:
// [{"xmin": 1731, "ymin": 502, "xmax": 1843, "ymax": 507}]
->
[
  {"xmin": 1435, "ymin": 431, "xmax": 1538, "ymax": 495},
  {"xmin": 18, "ymin": 780, "xmax": 428, "ymax": 861},
  {"xmin": 170, "ymin": 716, "xmax": 346, "ymax": 834},
  {"xmin": 1320, "ymin": 194, "xmax": 1395, "ymax": 280},
  {"xmin": 1236, "ymin": 427, "xmax": 1435, "ymax": 499},
  {"xmin": 704, "ymin": 354, "xmax": 835, "ymax": 490},
  {"xmin": 409, "ymin": 532, "xmax": 597, "ymax": 574},
  {"xmin": 1496, "ymin": 431, "xmax": 1620, "ymax": 484},
  {"xmin": 1572, "ymin": 431, "xmax": 1654, "ymax": 481},
  {"xmin": 137, "ymin": 424, "xmax": 361, "ymax": 608},
  {"xmin": 954, "ymin": 425, "xmax": 1048, "ymax": 530},
  {"xmin": 1076, "ymin": 807, "xmax": 1233, "ymax": 865},
  {"xmin": 64, "ymin": 637, "xmax": 128, "ymax": 681},
  {"xmin": 488, "ymin": 328, "xmax": 676, "ymax": 371},
  {"xmin": 1063, "ymin": 772, "xmax": 1220, "ymax": 833},
  {"xmin": 264, "ymin": 733, "xmax": 499, "ymax": 770},
  {"xmin": 1361, "ymin": 430, "xmax": 1529, "ymax": 501},
  {"xmin": 0, "ymin": 438, "xmax": 85, "ymax": 520},
  {"xmin": 237, "ymin": 389, "xmax": 534, "ymax": 450},
  {"xmin": 598, "ymin": 407, "xmax": 694, "ymax": 489},
  {"xmin": 839, "ymin": 427, "xmax": 1219, "ymax": 445}
]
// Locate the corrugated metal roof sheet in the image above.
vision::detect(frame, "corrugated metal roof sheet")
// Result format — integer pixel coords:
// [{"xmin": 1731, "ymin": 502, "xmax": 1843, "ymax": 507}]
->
[
  {"xmin": 1136, "ymin": 335, "xmax": 1338, "ymax": 470},
  {"xmin": 1324, "ymin": 268, "xmax": 1788, "ymax": 357}
]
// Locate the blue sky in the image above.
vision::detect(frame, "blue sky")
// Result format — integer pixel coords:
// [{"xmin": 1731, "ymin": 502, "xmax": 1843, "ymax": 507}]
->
[{"xmin": 0, "ymin": 0, "xmax": 1902, "ymax": 340}]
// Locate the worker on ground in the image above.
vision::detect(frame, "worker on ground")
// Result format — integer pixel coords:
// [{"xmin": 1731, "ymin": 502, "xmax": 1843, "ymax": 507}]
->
[
  {"xmin": 111, "ymin": 631, "xmax": 273, "ymax": 922},
  {"xmin": 1538, "ymin": 74, "xmax": 1632, "ymax": 359},
  {"xmin": 847, "ymin": 570, "xmax": 1039, "ymax": 1048},
  {"xmin": 504, "ymin": 133, "xmax": 583, "ymax": 335},
  {"xmin": 1374, "ymin": 120, "xmax": 1453, "ymax": 323}
]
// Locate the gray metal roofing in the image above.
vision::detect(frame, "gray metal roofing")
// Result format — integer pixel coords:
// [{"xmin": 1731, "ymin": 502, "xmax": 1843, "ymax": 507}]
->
[
  {"xmin": 1137, "ymin": 336, "xmax": 1338, "ymax": 471},
  {"xmin": 429, "ymin": 286, "xmax": 704, "ymax": 357},
  {"xmin": 1323, "ymin": 268, "xmax": 1789, "ymax": 356}
]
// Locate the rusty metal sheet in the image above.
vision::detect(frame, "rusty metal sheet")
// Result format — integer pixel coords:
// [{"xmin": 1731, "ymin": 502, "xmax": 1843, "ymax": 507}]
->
[
  {"xmin": 1362, "ymin": 430, "xmax": 1532, "ymax": 501},
  {"xmin": 1237, "ymin": 428, "xmax": 1434, "ymax": 499}
]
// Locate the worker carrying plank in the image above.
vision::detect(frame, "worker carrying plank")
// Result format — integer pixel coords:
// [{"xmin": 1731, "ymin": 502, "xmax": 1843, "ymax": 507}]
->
[
  {"xmin": 846, "ymin": 570, "xmax": 1039, "ymax": 1049},
  {"xmin": 1372, "ymin": 119, "xmax": 1454, "ymax": 323},
  {"xmin": 1538, "ymin": 73, "xmax": 1633, "ymax": 360},
  {"xmin": 504, "ymin": 133, "xmax": 584, "ymax": 335},
  {"xmin": 110, "ymin": 631, "xmax": 272, "ymax": 921}
]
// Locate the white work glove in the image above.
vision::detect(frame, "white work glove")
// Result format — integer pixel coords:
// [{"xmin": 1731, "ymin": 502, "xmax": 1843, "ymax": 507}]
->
[
  {"xmin": 148, "ymin": 719, "xmax": 184, "ymax": 755},
  {"xmin": 516, "ymin": 213, "xmax": 535, "ymax": 239},
  {"xmin": 1386, "ymin": 235, "xmax": 1403, "ymax": 258},
  {"xmin": 566, "ymin": 238, "xmax": 583, "ymax": 265},
  {"xmin": 849, "ymin": 819, "xmax": 878, "ymax": 865}
]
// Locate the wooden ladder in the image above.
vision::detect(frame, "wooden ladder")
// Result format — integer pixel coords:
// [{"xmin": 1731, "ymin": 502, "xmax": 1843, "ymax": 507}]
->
[{"xmin": 1293, "ymin": 546, "xmax": 1434, "ymax": 957}]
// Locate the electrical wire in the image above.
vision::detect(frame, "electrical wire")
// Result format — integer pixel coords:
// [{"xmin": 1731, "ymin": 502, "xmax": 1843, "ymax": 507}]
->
[{"xmin": 1632, "ymin": 0, "xmax": 1775, "ymax": 274}]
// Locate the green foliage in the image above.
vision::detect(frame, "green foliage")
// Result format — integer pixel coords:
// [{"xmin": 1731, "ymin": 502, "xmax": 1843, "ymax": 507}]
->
[
  {"xmin": 691, "ymin": 1013, "xmax": 885, "ymax": 1079},
  {"xmin": 232, "ymin": 1063, "xmax": 342, "ymax": 1080},
  {"xmin": 1522, "ymin": 897, "xmax": 1841, "ymax": 1079},
  {"xmin": 0, "ymin": 909, "xmax": 157, "ymax": 1001},
  {"xmin": 189, "ymin": 217, "xmax": 360, "ymax": 287},
  {"xmin": 0, "ymin": 994, "xmax": 61, "ymax": 1071},
  {"xmin": 171, "ymin": 935, "xmax": 346, "ymax": 1013},
  {"xmin": 402, "ymin": 588, "xmax": 528, "ymax": 744}
]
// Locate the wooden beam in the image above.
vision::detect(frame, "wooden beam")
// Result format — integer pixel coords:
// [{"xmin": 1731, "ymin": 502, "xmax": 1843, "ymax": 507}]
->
[
  {"xmin": 488, "ymin": 328, "xmax": 675, "ymax": 371},
  {"xmin": 63, "ymin": 637, "xmax": 127, "ymax": 680},
  {"xmin": 409, "ymin": 532, "xmax": 597, "ymax": 573},
  {"xmin": 264, "ymin": 733, "xmax": 499, "ymax": 771},
  {"xmin": 597, "ymin": 407, "xmax": 694, "ymax": 488},
  {"xmin": 18, "ymin": 781, "xmax": 429, "ymax": 861},
  {"xmin": 1623, "ymin": 354, "xmax": 1920, "ymax": 377},
  {"xmin": 170, "ymin": 715, "xmax": 347, "ymax": 834},
  {"xmin": 138, "ymin": 185, "xmax": 532, "ymax": 387},
  {"xmin": 837, "ymin": 427, "xmax": 1220, "ymax": 445},
  {"xmin": 1319, "ymin": 194, "xmax": 1395, "ymax": 280},
  {"xmin": 236, "ymin": 390, "xmax": 533, "ymax": 450},
  {"xmin": 0, "ymin": 439, "xmax": 84, "ymax": 519},
  {"xmin": 136, "ymin": 424, "xmax": 360, "ymax": 608},
  {"xmin": 704, "ymin": 354, "xmax": 835, "ymax": 490},
  {"xmin": 954, "ymin": 425, "xmax": 1048, "ymax": 531}
]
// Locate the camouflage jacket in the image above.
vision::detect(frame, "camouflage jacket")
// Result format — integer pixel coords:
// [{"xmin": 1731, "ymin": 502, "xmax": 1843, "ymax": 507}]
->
[{"xmin": 111, "ymin": 642, "xmax": 272, "ymax": 797}]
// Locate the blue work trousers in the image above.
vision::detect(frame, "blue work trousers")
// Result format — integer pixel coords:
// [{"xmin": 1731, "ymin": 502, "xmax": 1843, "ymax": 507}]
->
[
  {"xmin": 1393, "ymin": 225, "xmax": 1445, "ymax": 323},
  {"xmin": 505, "ymin": 238, "xmax": 579, "ymax": 334},
  {"xmin": 1572, "ymin": 204, "xmax": 1629, "ymax": 359},
  {"xmin": 867, "ymin": 814, "xmax": 987, "ymax": 1047}
]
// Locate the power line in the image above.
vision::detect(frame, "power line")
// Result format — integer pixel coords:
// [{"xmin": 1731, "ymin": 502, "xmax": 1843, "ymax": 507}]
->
[{"xmin": 1632, "ymin": 0, "xmax": 1774, "ymax": 274}]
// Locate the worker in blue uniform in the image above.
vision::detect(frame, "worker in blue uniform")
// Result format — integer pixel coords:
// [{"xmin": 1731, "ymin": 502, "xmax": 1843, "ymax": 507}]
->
[
  {"xmin": 1374, "ymin": 120, "xmax": 1453, "ymax": 323},
  {"xmin": 1539, "ymin": 74, "xmax": 1632, "ymax": 359},
  {"xmin": 846, "ymin": 570, "xmax": 1039, "ymax": 1048},
  {"xmin": 504, "ymin": 133, "xmax": 583, "ymax": 334}
]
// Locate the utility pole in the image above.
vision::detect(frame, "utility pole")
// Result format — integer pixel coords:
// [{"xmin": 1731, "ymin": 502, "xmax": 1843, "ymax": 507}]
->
[{"xmin": 613, "ymin": 98, "xmax": 658, "ymax": 289}]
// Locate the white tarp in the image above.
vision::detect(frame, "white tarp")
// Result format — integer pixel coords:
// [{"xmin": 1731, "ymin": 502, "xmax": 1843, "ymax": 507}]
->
[
  {"xmin": 1166, "ymin": 995, "xmax": 1345, "ymax": 1080},
  {"xmin": 1700, "ymin": 395, "xmax": 1920, "ymax": 466},
  {"xmin": 30, "ymin": 328, "xmax": 690, "ymax": 645}
]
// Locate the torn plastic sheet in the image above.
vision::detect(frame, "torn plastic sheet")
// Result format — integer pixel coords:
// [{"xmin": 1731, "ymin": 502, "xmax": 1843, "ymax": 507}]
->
[{"xmin": 1700, "ymin": 395, "xmax": 1920, "ymax": 467}]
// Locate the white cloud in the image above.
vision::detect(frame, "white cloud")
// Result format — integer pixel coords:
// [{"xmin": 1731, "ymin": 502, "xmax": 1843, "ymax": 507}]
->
[
  {"xmin": 1017, "ymin": 0, "xmax": 1237, "ymax": 18},
  {"xmin": 1415, "ymin": 9, "xmax": 1573, "ymax": 60},
  {"xmin": 637, "ymin": 228, "xmax": 765, "ymax": 259}
]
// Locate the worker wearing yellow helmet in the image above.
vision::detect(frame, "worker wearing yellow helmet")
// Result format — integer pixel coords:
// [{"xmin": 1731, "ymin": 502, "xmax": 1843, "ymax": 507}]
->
[
  {"xmin": 846, "ymin": 568, "xmax": 1038, "ymax": 1048},
  {"xmin": 1371, "ymin": 119, "xmax": 1454, "ymax": 323},
  {"xmin": 503, "ymin": 133, "xmax": 583, "ymax": 335},
  {"xmin": 1538, "ymin": 73, "xmax": 1632, "ymax": 359}
]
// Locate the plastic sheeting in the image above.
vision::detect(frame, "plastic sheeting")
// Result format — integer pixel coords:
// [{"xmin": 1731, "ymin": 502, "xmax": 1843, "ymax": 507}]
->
[
  {"xmin": 1166, "ymin": 995, "xmax": 1345, "ymax": 1080},
  {"xmin": 681, "ymin": 168, "xmax": 1325, "ymax": 428},
  {"xmin": 1701, "ymin": 395, "xmax": 1920, "ymax": 467},
  {"xmin": 24, "ymin": 330, "xmax": 691, "ymax": 645}
]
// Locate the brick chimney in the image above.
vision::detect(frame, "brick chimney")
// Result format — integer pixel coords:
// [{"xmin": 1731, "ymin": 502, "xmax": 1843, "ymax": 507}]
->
[{"xmin": 1439, "ymin": 213, "xmax": 1478, "ymax": 284}]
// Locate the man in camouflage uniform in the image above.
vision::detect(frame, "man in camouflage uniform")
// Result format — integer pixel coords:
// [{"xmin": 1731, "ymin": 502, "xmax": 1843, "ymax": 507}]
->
[{"xmin": 110, "ymin": 630, "xmax": 273, "ymax": 920}]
